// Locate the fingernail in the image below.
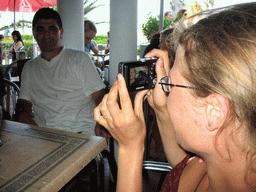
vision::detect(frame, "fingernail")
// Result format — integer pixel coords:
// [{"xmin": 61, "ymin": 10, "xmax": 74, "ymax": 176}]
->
[
  {"xmin": 117, "ymin": 74, "xmax": 122, "ymax": 81},
  {"xmin": 199, "ymin": 158, "xmax": 204, "ymax": 163}
]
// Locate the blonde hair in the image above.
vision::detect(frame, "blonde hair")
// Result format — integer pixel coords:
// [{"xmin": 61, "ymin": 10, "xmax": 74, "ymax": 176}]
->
[{"xmin": 177, "ymin": 3, "xmax": 256, "ymax": 189}]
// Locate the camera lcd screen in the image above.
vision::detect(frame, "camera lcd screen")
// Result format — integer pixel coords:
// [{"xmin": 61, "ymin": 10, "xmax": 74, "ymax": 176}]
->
[
  {"xmin": 129, "ymin": 66, "xmax": 149, "ymax": 87},
  {"xmin": 118, "ymin": 58, "xmax": 157, "ymax": 91}
]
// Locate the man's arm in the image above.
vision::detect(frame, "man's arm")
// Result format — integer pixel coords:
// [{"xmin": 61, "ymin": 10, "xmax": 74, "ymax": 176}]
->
[
  {"xmin": 92, "ymin": 88, "xmax": 106, "ymax": 106},
  {"xmin": 14, "ymin": 99, "xmax": 37, "ymax": 125}
]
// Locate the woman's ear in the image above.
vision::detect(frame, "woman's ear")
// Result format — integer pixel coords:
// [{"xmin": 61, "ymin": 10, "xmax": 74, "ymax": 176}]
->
[{"xmin": 205, "ymin": 94, "xmax": 230, "ymax": 132}]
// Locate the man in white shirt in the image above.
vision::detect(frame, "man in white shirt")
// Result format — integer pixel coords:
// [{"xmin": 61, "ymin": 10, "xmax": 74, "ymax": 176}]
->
[{"xmin": 15, "ymin": 8, "xmax": 110, "ymax": 139}]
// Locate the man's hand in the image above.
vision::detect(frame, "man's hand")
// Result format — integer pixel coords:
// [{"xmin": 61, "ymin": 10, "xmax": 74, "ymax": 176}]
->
[{"xmin": 14, "ymin": 99, "xmax": 37, "ymax": 125}]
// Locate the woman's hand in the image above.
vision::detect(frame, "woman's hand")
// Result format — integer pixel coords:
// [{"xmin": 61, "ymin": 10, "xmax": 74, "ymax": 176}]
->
[
  {"xmin": 145, "ymin": 49, "xmax": 171, "ymax": 114},
  {"xmin": 95, "ymin": 74, "xmax": 148, "ymax": 192},
  {"xmin": 94, "ymin": 74, "xmax": 148, "ymax": 149}
]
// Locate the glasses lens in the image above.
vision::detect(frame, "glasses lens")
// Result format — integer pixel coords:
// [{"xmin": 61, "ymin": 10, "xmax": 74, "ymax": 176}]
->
[
  {"xmin": 153, "ymin": 78, "xmax": 157, "ymax": 87},
  {"xmin": 160, "ymin": 76, "xmax": 172, "ymax": 92}
]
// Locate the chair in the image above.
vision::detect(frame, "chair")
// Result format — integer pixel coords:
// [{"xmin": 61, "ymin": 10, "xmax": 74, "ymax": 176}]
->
[
  {"xmin": 142, "ymin": 99, "xmax": 173, "ymax": 192},
  {"xmin": 5, "ymin": 59, "xmax": 30, "ymax": 87},
  {"xmin": 1, "ymin": 78, "xmax": 20, "ymax": 120}
]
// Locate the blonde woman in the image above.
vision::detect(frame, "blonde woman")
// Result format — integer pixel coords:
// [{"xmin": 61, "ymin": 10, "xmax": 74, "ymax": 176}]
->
[{"xmin": 95, "ymin": 3, "xmax": 256, "ymax": 191}]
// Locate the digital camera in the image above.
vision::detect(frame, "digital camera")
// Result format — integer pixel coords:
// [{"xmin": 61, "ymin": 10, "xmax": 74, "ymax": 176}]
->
[{"xmin": 118, "ymin": 58, "xmax": 157, "ymax": 91}]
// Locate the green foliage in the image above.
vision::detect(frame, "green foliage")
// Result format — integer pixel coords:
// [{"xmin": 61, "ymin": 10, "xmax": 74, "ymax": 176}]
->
[
  {"xmin": 0, "ymin": 20, "xmax": 32, "ymax": 31},
  {"xmin": 137, "ymin": 46, "xmax": 141, "ymax": 56},
  {"xmin": 2, "ymin": 34, "xmax": 34, "ymax": 58},
  {"xmin": 84, "ymin": 0, "xmax": 104, "ymax": 18},
  {"xmin": 94, "ymin": 35, "xmax": 107, "ymax": 44},
  {"xmin": 23, "ymin": 41, "xmax": 33, "ymax": 58},
  {"xmin": 21, "ymin": 34, "xmax": 33, "ymax": 41},
  {"xmin": 142, "ymin": 14, "xmax": 174, "ymax": 41},
  {"xmin": 2, "ymin": 41, "xmax": 33, "ymax": 58},
  {"xmin": 142, "ymin": 15, "xmax": 159, "ymax": 42},
  {"xmin": 2, "ymin": 44, "xmax": 12, "ymax": 50}
]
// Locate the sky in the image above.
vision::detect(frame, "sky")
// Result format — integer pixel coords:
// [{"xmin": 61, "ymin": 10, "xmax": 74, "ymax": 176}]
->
[{"xmin": 0, "ymin": 0, "xmax": 255, "ymax": 44}]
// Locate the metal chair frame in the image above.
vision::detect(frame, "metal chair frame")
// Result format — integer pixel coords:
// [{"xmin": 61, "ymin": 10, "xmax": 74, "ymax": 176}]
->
[{"xmin": 2, "ymin": 78, "xmax": 20, "ymax": 120}]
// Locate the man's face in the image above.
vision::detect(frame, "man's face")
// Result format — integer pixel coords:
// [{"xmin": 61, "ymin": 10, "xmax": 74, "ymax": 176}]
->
[
  {"xmin": 84, "ymin": 30, "xmax": 96, "ymax": 46},
  {"xmin": 33, "ymin": 18, "xmax": 63, "ymax": 53}
]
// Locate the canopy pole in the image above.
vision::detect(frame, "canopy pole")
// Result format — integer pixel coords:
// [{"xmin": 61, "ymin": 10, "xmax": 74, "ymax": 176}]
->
[
  {"xmin": 159, "ymin": 0, "xmax": 164, "ymax": 31},
  {"xmin": 14, "ymin": 0, "xmax": 16, "ymax": 30}
]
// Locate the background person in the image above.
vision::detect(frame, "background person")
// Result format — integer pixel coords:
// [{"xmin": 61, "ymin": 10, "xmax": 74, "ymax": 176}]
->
[
  {"xmin": 84, "ymin": 20, "xmax": 102, "ymax": 69},
  {"xmin": 95, "ymin": 3, "xmax": 256, "ymax": 191},
  {"xmin": 9, "ymin": 30, "xmax": 24, "ymax": 60},
  {"xmin": 84, "ymin": 20, "xmax": 99, "ymax": 55},
  {"xmin": 165, "ymin": 11, "xmax": 173, "ymax": 20}
]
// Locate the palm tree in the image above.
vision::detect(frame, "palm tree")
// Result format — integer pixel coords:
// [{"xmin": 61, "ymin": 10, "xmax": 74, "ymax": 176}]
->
[{"xmin": 84, "ymin": 0, "xmax": 104, "ymax": 19}]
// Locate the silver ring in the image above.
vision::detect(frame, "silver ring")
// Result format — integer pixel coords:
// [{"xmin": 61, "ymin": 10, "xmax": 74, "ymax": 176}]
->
[{"xmin": 103, "ymin": 116, "xmax": 111, "ymax": 120}]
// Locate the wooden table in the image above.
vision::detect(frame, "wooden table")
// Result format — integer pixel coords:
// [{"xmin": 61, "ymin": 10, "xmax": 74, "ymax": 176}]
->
[{"xmin": 0, "ymin": 120, "xmax": 107, "ymax": 192}]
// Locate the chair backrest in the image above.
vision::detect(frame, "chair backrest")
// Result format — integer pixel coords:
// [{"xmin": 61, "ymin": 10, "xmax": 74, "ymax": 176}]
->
[
  {"xmin": 5, "ymin": 59, "xmax": 30, "ymax": 86},
  {"xmin": 1, "ymin": 78, "xmax": 20, "ymax": 120}
]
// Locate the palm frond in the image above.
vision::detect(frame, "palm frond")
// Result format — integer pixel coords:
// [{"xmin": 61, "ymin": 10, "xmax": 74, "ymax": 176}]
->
[{"xmin": 84, "ymin": 0, "xmax": 104, "ymax": 15}]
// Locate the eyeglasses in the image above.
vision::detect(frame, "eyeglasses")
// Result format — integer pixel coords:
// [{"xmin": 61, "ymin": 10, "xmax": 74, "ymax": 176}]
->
[{"xmin": 157, "ymin": 76, "xmax": 196, "ymax": 93}]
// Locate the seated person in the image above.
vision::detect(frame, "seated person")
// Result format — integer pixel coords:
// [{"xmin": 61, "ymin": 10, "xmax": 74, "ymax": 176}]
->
[
  {"xmin": 84, "ymin": 20, "xmax": 102, "ymax": 69},
  {"xmin": 15, "ymin": 8, "xmax": 110, "ymax": 139},
  {"xmin": 9, "ymin": 30, "xmax": 24, "ymax": 60}
]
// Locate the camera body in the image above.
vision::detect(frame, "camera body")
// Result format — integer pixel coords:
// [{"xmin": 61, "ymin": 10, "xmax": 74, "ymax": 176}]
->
[{"xmin": 118, "ymin": 58, "xmax": 157, "ymax": 91}]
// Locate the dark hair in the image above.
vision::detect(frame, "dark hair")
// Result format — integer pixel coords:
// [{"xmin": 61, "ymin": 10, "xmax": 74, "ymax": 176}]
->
[
  {"xmin": 32, "ymin": 7, "xmax": 63, "ymax": 29},
  {"xmin": 177, "ymin": 9, "xmax": 186, "ymax": 15},
  {"xmin": 11, "ymin": 30, "xmax": 23, "ymax": 44},
  {"xmin": 150, "ymin": 31, "xmax": 160, "ymax": 46},
  {"xmin": 160, "ymin": 28, "xmax": 174, "ymax": 37},
  {"xmin": 165, "ymin": 12, "xmax": 171, "ymax": 17},
  {"xmin": 84, "ymin": 20, "xmax": 97, "ymax": 33},
  {"xmin": 142, "ymin": 31, "xmax": 160, "ymax": 57}
]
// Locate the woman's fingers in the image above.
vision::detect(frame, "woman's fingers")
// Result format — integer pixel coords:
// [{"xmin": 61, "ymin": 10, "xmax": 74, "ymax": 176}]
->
[
  {"xmin": 134, "ymin": 90, "xmax": 148, "ymax": 119},
  {"xmin": 105, "ymin": 81, "xmax": 121, "ymax": 119},
  {"xmin": 145, "ymin": 49, "xmax": 170, "ymax": 75},
  {"xmin": 94, "ymin": 103, "xmax": 108, "ymax": 127},
  {"xmin": 145, "ymin": 50, "xmax": 169, "ymax": 111},
  {"xmin": 94, "ymin": 81, "xmax": 119, "ymax": 129},
  {"xmin": 115, "ymin": 74, "xmax": 134, "ymax": 113}
]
